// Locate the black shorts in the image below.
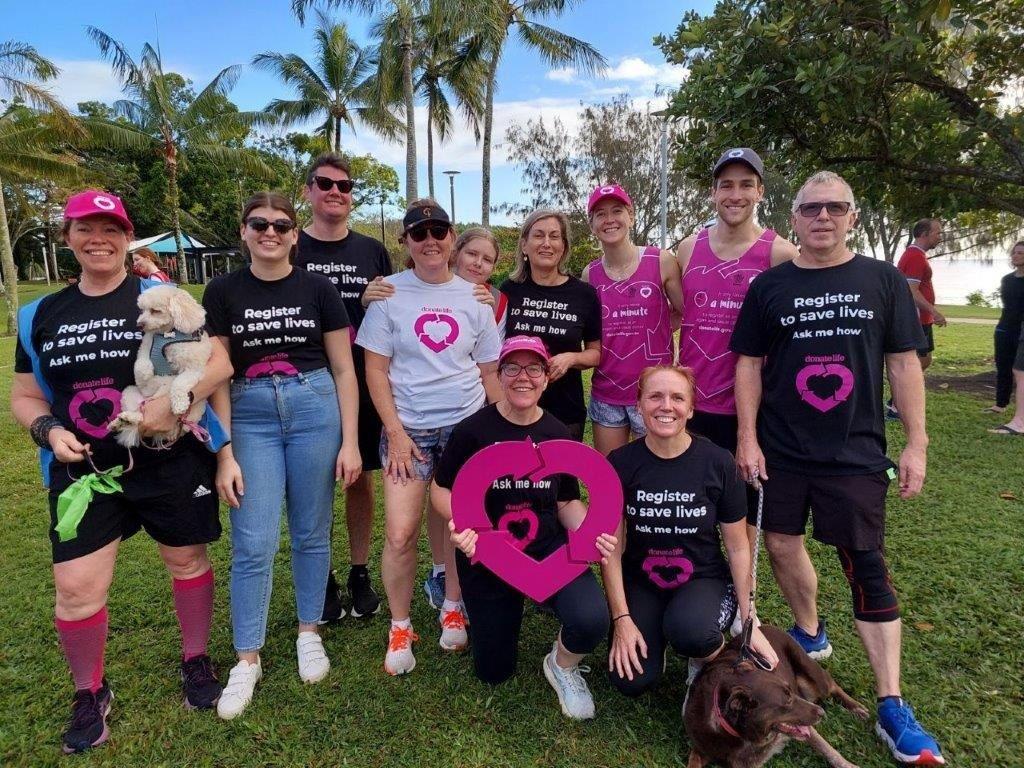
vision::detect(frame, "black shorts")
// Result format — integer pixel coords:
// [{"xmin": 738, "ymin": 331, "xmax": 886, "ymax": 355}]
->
[
  {"xmin": 761, "ymin": 467, "xmax": 891, "ymax": 550},
  {"xmin": 917, "ymin": 323, "xmax": 935, "ymax": 356},
  {"xmin": 353, "ymin": 346, "xmax": 384, "ymax": 472},
  {"xmin": 1014, "ymin": 331, "xmax": 1024, "ymax": 372},
  {"xmin": 48, "ymin": 444, "xmax": 221, "ymax": 564}
]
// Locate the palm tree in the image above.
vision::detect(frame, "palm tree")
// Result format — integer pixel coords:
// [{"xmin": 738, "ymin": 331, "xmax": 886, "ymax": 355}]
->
[
  {"xmin": 88, "ymin": 28, "xmax": 273, "ymax": 282},
  {"xmin": 252, "ymin": 12, "xmax": 401, "ymax": 154},
  {"xmin": 0, "ymin": 41, "xmax": 78, "ymax": 333},
  {"xmin": 294, "ymin": 0, "xmax": 426, "ymax": 203},
  {"xmin": 474, "ymin": 1, "xmax": 606, "ymax": 224}
]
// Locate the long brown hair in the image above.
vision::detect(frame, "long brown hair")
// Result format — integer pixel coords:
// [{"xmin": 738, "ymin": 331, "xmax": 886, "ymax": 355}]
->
[{"xmin": 241, "ymin": 192, "xmax": 298, "ymax": 261}]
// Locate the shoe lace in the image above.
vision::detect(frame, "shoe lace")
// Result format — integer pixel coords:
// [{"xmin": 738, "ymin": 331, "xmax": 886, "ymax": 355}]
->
[
  {"xmin": 388, "ymin": 626, "xmax": 419, "ymax": 651},
  {"xmin": 441, "ymin": 609, "xmax": 466, "ymax": 630},
  {"xmin": 182, "ymin": 655, "xmax": 216, "ymax": 687},
  {"xmin": 886, "ymin": 702, "xmax": 924, "ymax": 736},
  {"xmin": 561, "ymin": 663, "xmax": 591, "ymax": 696},
  {"xmin": 69, "ymin": 690, "xmax": 101, "ymax": 730}
]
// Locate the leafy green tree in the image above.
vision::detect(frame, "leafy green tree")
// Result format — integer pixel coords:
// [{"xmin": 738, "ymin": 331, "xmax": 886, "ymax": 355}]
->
[
  {"xmin": 252, "ymin": 12, "xmax": 400, "ymax": 155},
  {"xmin": 88, "ymin": 27, "xmax": 273, "ymax": 281},
  {"xmin": 658, "ymin": 0, "xmax": 1024, "ymax": 219}
]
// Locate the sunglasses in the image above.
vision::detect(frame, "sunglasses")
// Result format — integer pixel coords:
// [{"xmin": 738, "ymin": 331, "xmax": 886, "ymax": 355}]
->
[
  {"xmin": 796, "ymin": 201, "xmax": 853, "ymax": 218},
  {"xmin": 312, "ymin": 175, "xmax": 355, "ymax": 193},
  {"xmin": 245, "ymin": 217, "xmax": 297, "ymax": 235},
  {"xmin": 406, "ymin": 223, "xmax": 452, "ymax": 242},
  {"xmin": 499, "ymin": 362, "xmax": 547, "ymax": 379}
]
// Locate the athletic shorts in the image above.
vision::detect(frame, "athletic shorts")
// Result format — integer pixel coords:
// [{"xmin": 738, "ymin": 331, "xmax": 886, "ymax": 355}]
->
[
  {"xmin": 1014, "ymin": 331, "xmax": 1024, "ymax": 372},
  {"xmin": 761, "ymin": 466, "xmax": 891, "ymax": 550},
  {"xmin": 379, "ymin": 423, "xmax": 456, "ymax": 482},
  {"xmin": 353, "ymin": 347, "xmax": 384, "ymax": 472},
  {"xmin": 917, "ymin": 323, "xmax": 935, "ymax": 356},
  {"xmin": 47, "ymin": 443, "xmax": 221, "ymax": 564},
  {"xmin": 587, "ymin": 397, "xmax": 645, "ymax": 435}
]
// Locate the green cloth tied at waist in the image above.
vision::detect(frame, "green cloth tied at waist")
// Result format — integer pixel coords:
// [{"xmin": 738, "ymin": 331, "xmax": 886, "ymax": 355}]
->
[{"xmin": 54, "ymin": 467, "xmax": 125, "ymax": 542}]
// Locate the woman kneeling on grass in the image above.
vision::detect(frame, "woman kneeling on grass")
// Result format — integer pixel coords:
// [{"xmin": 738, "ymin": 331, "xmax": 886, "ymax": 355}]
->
[
  {"xmin": 205, "ymin": 192, "xmax": 361, "ymax": 718},
  {"xmin": 11, "ymin": 190, "xmax": 232, "ymax": 753},
  {"xmin": 431, "ymin": 336, "xmax": 615, "ymax": 719},
  {"xmin": 603, "ymin": 365, "xmax": 776, "ymax": 697}
]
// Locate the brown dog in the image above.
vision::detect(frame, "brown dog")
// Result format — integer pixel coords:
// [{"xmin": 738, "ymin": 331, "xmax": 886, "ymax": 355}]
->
[{"xmin": 684, "ymin": 625, "xmax": 868, "ymax": 768}]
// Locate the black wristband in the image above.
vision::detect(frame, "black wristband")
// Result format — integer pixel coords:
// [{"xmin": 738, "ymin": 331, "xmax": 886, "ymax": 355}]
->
[
  {"xmin": 612, "ymin": 613, "xmax": 631, "ymax": 622},
  {"xmin": 30, "ymin": 415, "xmax": 64, "ymax": 449}
]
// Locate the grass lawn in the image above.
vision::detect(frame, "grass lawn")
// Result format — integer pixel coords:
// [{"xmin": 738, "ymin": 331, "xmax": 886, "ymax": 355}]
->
[{"xmin": 1, "ymin": 308, "xmax": 1022, "ymax": 767}]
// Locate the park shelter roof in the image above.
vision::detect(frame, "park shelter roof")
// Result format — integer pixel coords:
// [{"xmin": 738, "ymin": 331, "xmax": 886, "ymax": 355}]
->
[{"xmin": 129, "ymin": 231, "xmax": 208, "ymax": 253}]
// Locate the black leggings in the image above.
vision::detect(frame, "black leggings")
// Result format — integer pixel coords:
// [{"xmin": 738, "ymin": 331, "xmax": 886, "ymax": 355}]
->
[
  {"xmin": 458, "ymin": 567, "xmax": 609, "ymax": 685},
  {"xmin": 995, "ymin": 327, "xmax": 1021, "ymax": 407},
  {"xmin": 608, "ymin": 575, "xmax": 735, "ymax": 697}
]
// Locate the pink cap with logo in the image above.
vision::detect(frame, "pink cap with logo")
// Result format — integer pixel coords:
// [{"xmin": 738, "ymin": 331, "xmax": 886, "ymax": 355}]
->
[
  {"xmin": 499, "ymin": 335, "xmax": 550, "ymax": 364},
  {"xmin": 587, "ymin": 183, "xmax": 633, "ymax": 214},
  {"xmin": 63, "ymin": 190, "xmax": 134, "ymax": 232}
]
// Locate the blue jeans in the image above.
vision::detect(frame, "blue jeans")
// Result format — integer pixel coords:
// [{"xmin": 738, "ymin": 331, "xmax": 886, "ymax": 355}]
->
[{"xmin": 228, "ymin": 368, "xmax": 341, "ymax": 652}]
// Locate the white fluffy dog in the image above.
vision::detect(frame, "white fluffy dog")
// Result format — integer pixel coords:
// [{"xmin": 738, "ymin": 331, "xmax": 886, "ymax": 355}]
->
[{"xmin": 109, "ymin": 285, "xmax": 212, "ymax": 448}]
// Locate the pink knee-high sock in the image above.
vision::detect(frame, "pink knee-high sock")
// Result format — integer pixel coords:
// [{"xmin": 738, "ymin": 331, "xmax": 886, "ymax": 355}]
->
[
  {"xmin": 55, "ymin": 607, "xmax": 108, "ymax": 693},
  {"xmin": 172, "ymin": 568, "xmax": 214, "ymax": 662}
]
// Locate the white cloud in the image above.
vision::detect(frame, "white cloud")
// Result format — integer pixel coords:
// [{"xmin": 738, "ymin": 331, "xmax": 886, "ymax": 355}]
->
[
  {"xmin": 49, "ymin": 60, "xmax": 125, "ymax": 109},
  {"xmin": 543, "ymin": 56, "xmax": 688, "ymax": 99},
  {"xmin": 604, "ymin": 57, "xmax": 658, "ymax": 81},
  {"xmin": 546, "ymin": 66, "xmax": 578, "ymax": 83}
]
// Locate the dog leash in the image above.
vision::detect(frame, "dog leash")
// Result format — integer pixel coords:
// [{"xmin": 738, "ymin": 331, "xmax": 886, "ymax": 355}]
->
[
  {"xmin": 738, "ymin": 474, "xmax": 773, "ymax": 672},
  {"xmin": 57, "ymin": 448, "xmax": 134, "ymax": 542}
]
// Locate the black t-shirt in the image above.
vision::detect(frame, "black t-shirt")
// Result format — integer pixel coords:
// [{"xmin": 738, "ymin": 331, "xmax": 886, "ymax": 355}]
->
[
  {"xmin": 609, "ymin": 436, "xmax": 745, "ymax": 588},
  {"xmin": 500, "ymin": 276, "xmax": 602, "ymax": 425},
  {"xmin": 203, "ymin": 266, "xmax": 350, "ymax": 379},
  {"xmin": 434, "ymin": 404, "xmax": 580, "ymax": 596},
  {"xmin": 295, "ymin": 229, "xmax": 392, "ymax": 332},
  {"xmin": 997, "ymin": 272, "xmax": 1024, "ymax": 334},
  {"xmin": 15, "ymin": 275, "xmax": 168, "ymax": 467},
  {"xmin": 729, "ymin": 255, "xmax": 924, "ymax": 475}
]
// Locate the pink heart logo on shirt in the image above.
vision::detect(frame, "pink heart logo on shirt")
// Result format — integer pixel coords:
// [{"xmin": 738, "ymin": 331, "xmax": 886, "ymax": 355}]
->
[
  {"xmin": 497, "ymin": 506, "xmax": 539, "ymax": 551},
  {"xmin": 414, "ymin": 312, "xmax": 460, "ymax": 353},
  {"xmin": 795, "ymin": 362, "xmax": 854, "ymax": 413},
  {"xmin": 641, "ymin": 554, "xmax": 694, "ymax": 589}
]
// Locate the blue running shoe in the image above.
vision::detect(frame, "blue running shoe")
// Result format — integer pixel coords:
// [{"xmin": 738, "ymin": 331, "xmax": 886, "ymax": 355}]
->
[
  {"xmin": 875, "ymin": 698, "xmax": 945, "ymax": 765},
  {"xmin": 787, "ymin": 619, "xmax": 833, "ymax": 660},
  {"xmin": 423, "ymin": 571, "xmax": 446, "ymax": 611}
]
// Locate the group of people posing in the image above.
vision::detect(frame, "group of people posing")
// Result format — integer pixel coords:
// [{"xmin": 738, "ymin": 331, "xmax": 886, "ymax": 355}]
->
[{"xmin": 13, "ymin": 148, "xmax": 944, "ymax": 765}]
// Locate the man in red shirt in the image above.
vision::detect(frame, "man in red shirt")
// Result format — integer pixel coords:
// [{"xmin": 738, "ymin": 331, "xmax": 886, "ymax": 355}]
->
[{"xmin": 889, "ymin": 218, "xmax": 945, "ymax": 418}]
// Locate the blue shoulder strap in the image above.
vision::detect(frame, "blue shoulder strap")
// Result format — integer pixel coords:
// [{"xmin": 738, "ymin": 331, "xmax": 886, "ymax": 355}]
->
[{"xmin": 18, "ymin": 297, "xmax": 55, "ymax": 484}]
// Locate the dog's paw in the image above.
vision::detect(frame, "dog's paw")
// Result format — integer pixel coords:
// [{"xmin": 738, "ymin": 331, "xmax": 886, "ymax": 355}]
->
[
  {"xmin": 850, "ymin": 704, "xmax": 869, "ymax": 720},
  {"xmin": 108, "ymin": 411, "xmax": 142, "ymax": 432}
]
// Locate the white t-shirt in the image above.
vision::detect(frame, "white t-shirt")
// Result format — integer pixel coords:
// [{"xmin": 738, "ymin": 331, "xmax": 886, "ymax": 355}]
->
[{"xmin": 356, "ymin": 270, "xmax": 500, "ymax": 429}]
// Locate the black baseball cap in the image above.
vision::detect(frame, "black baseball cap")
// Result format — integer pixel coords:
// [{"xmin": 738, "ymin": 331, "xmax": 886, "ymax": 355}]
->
[
  {"xmin": 402, "ymin": 203, "xmax": 451, "ymax": 233},
  {"xmin": 712, "ymin": 147, "xmax": 765, "ymax": 180}
]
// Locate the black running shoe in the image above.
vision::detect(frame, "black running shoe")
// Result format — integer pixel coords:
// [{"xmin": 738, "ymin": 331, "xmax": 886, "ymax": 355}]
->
[
  {"xmin": 181, "ymin": 654, "xmax": 222, "ymax": 710},
  {"xmin": 319, "ymin": 569, "xmax": 346, "ymax": 624},
  {"xmin": 62, "ymin": 680, "xmax": 112, "ymax": 754},
  {"xmin": 347, "ymin": 567, "xmax": 381, "ymax": 618}
]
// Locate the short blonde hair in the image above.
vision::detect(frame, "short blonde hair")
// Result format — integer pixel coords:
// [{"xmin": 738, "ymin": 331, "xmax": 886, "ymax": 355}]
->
[
  {"xmin": 792, "ymin": 171, "xmax": 857, "ymax": 213},
  {"xmin": 509, "ymin": 209, "xmax": 572, "ymax": 283}
]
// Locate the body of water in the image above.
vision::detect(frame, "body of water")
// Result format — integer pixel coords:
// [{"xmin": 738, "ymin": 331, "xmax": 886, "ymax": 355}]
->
[{"xmin": 929, "ymin": 255, "xmax": 1014, "ymax": 306}]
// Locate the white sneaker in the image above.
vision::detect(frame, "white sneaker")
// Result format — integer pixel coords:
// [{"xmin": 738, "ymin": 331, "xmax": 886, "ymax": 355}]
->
[
  {"xmin": 384, "ymin": 624, "xmax": 419, "ymax": 675},
  {"xmin": 439, "ymin": 607, "xmax": 468, "ymax": 651},
  {"xmin": 542, "ymin": 643, "xmax": 595, "ymax": 720},
  {"xmin": 296, "ymin": 631, "xmax": 330, "ymax": 683},
  {"xmin": 216, "ymin": 658, "xmax": 262, "ymax": 720}
]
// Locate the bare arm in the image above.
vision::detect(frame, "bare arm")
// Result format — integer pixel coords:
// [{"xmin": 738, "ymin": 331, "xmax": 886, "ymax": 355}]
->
[
  {"xmin": 722, "ymin": 518, "xmax": 778, "ymax": 667},
  {"xmin": 324, "ymin": 328, "xmax": 362, "ymax": 488},
  {"xmin": 478, "ymin": 361, "xmax": 502, "ymax": 404},
  {"xmin": 770, "ymin": 237, "xmax": 799, "ymax": 267},
  {"xmin": 734, "ymin": 354, "xmax": 767, "ymax": 482},
  {"xmin": 548, "ymin": 339, "xmax": 601, "ymax": 382},
  {"xmin": 886, "ymin": 349, "xmax": 928, "ymax": 498},
  {"xmin": 907, "ymin": 282, "xmax": 946, "ymax": 326},
  {"xmin": 660, "ymin": 248, "xmax": 684, "ymax": 317},
  {"xmin": 11, "ymin": 372, "xmax": 91, "ymax": 464}
]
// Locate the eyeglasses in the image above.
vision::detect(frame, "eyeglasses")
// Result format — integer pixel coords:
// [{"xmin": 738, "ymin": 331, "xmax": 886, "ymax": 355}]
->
[
  {"xmin": 796, "ymin": 201, "xmax": 853, "ymax": 218},
  {"xmin": 499, "ymin": 362, "xmax": 547, "ymax": 378},
  {"xmin": 245, "ymin": 217, "xmax": 297, "ymax": 234},
  {"xmin": 312, "ymin": 176, "xmax": 354, "ymax": 193},
  {"xmin": 407, "ymin": 224, "xmax": 451, "ymax": 242}
]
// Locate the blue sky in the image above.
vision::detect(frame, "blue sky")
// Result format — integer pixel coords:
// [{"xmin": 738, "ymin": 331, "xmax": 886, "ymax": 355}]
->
[{"xmin": 6, "ymin": 0, "xmax": 712, "ymax": 227}]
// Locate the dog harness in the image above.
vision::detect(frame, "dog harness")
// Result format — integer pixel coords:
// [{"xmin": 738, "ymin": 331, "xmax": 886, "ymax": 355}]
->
[{"xmin": 150, "ymin": 329, "xmax": 204, "ymax": 376}]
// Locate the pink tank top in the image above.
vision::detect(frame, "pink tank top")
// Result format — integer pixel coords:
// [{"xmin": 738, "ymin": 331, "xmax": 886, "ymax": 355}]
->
[
  {"xmin": 589, "ymin": 246, "xmax": 674, "ymax": 405},
  {"xmin": 679, "ymin": 228, "xmax": 776, "ymax": 414}
]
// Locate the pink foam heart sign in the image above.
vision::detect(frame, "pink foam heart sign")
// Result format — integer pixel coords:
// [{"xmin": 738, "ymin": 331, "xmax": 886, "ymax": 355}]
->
[
  {"xmin": 414, "ymin": 312, "xmax": 460, "ymax": 353},
  {"xmin": 795, "ymin": 362, "xmax": 854, "ymax": 413},
  {"xmin": 451, "ymin": 438, "xmax": 623, "ymax": 603}
]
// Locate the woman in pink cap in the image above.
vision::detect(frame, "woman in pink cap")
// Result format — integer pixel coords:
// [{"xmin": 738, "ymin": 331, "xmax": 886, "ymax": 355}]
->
[
  {"xmin": 431, "ymin": 335, "xmax": 614, "ymax": 719},
  {"xmin": 583, "ymin": 184, "xmax": 683, "ymax": 455},
  {"xmin": 11, "ymin": 190, "xmax": 233, "ymax": 753}
]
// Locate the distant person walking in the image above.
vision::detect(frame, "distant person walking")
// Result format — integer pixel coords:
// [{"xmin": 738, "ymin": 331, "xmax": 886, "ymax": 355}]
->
[
  {"xmin": 890, "ymin": 218, "xmax": 945, "ymax": 419},
  {"xmin": 987, "ymin": 240, "xmax": 1024, "ymax": 415}
]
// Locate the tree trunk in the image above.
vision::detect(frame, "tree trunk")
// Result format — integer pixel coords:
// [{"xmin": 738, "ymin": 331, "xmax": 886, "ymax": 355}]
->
[
  {"xmin": 0, "ymin": 176, "xmax": 20, "ymax": 335},
  {"xmin": 427, "ymin": 97, "xmax": 435, "ymax": 200},
  {"xmin": 166, "ymin": 151, "xmax": 189, "ymax": 285},
  {"xmin": 402, "ymin": 28, "xmax": 418, "ymax": 202},
  {"xmin": 334, "ymin": 114, "xmax": 342, "ymax": 153},
  {"xmin": 480, "ymin": 52, "xmax": 500, "ymax": 226}
]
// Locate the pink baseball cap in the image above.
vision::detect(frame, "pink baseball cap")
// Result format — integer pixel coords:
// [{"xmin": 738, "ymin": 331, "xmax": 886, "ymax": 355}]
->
[
  {"xmin": 499, "ymin": 335, "xmax": 550, "ymax": 364},
  {"xmin": 587, "ymin": 183, "xmax": 633, "ymax": 215},
  {"xmin": 63, "ymin": 190, "xmax": 134, "ymax": 232}
]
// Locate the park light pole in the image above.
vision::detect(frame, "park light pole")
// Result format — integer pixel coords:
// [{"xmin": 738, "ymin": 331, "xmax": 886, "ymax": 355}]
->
[
  {"xmin": 443, "ymin": 170, "xmax": 460, "ymax": 224},
  {"xmin": 651, "ymin": 108, "xmax": 670, "ymax": 250}
]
